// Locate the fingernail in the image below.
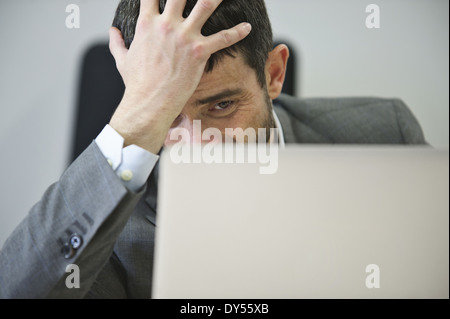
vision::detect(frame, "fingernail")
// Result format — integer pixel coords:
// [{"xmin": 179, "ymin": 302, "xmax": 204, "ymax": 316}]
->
[{"xmin": 243, "ymin": 23, "xmax": 252, "ymax": 33}]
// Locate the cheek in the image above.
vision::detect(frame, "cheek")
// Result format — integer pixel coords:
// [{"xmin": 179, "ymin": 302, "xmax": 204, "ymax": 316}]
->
[{"xmin": 233, "ymin": 100, "xmax": 270, "ymax": 129}]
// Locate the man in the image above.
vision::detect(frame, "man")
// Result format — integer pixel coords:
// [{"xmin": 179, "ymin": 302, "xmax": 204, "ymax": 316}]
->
[{"xmin": 0, "ymin": 0, "xmax": 425, "ymax": 299}]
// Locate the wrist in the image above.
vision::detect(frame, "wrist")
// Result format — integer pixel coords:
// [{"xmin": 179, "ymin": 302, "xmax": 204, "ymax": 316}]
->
[{"xmin": 109, "ymin": 95, "xmax": 175, "ymax": 154}]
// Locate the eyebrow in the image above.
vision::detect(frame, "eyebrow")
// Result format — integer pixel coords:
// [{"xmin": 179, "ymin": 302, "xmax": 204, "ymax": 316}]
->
[{"xmin": 196, "ymin": 88, "xmax": 244, "ymax": 106}]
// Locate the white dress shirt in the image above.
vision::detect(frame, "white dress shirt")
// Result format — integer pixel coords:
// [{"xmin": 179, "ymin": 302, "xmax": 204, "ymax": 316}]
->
[{"xmin": 95, "ymin": 125, "xmax": 159, "ymax": 192}]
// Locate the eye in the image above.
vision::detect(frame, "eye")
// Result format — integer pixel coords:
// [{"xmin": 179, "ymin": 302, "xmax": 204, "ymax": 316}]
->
[{"xmin": 213, "ymin": 101, "xmax": 234, "ymax": 111}]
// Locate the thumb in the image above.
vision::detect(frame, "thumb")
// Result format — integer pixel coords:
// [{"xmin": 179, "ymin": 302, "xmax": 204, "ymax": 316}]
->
[{"xmin": 109, "ymin": 27, "xmax": 128, "ymax": 67}]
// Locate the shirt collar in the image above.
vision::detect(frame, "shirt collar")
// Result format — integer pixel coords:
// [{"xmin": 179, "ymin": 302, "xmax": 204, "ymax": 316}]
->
[{"xmin": 271, "ymin": 105, "xmax": 286, "ymax": 147}]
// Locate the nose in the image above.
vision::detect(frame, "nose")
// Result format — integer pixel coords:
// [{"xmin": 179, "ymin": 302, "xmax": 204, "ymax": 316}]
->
[{"xmin": 165, "ymin": 114, "xmax": 202, "ymax": 145}]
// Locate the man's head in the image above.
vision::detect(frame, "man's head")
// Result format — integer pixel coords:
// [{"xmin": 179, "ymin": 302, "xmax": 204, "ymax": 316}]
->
[{"xmin": 112, "ymin": 0, "xmax": 289, "ymax": 143}]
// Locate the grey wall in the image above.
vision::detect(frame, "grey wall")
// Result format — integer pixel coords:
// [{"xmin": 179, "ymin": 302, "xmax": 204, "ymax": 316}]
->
[
  {"xmin": 0, "ymin": 0, "xmax": 448, "ymax": 247},
  {"xmin": 267, "ymin": 0, "xmax": 449, "ymax": 147}
]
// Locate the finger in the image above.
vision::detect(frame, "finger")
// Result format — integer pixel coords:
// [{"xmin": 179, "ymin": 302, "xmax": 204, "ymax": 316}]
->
[
  {"xmin": 163, "ymin": 0, "xmax": 187, "ymax": 17},
  {"xmin": 109, "ymin": 27, "xmax": 128, "ymax": 64},
  {"xmin": 204, "ymin": 22, "xmax": 252, "ymax": 54},
  {"xmin": 138, "ymin": 0, "xmax": 159, "ymax": 20},
  {"xmin": 186, "ymin": 0, "xmax": 222, "ymax": 30}
]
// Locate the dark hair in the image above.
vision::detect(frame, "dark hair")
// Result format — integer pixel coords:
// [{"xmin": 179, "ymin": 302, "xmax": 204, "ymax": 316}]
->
[{"xmin": 112, "ymin": 0, "xmax": 273, "ymax": 87}]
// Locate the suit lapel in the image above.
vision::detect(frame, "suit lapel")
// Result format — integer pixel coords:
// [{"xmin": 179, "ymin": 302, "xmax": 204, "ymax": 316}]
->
[
  {"xmin": 273, "ymin": 102, "xmax": 297, "ymax": 143},
  {"xmin": 143, "ymin": 161, "xmax": 159, "ymax": 226},
  {"xmin": 274, "ymin": 95, "xmax": 333, "ymax": 143}
]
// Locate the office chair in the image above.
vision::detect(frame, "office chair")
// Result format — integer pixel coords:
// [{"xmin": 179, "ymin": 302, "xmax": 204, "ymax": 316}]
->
[{"xmin": 70, "ymin": 41, "xmax": 297, "ymax": 162}]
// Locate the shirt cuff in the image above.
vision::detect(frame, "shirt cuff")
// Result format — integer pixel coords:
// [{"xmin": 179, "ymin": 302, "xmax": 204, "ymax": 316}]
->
[{"xmin": 95, "ymin": 125, "xmax": 159, "ymax": 192}]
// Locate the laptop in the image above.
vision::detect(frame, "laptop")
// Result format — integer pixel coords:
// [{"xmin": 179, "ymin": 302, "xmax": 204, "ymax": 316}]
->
[{"xmin": 152, "ymin": 146, "xmax": 449, "ymax": 299}]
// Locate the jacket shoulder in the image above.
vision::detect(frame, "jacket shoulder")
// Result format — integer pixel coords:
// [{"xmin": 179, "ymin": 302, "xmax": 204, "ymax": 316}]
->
[{"xmin": 274, "ymin": 94, "xmax": 426, "ymax": 144}]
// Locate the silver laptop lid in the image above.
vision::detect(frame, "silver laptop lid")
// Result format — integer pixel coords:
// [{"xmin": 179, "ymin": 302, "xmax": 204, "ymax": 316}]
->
[{"xmin": 152, "ymin": 146, "xmax": 449, "ymax": 299}]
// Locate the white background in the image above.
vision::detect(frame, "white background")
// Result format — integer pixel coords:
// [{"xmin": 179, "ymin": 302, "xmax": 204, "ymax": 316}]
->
[{"xmin": 0, "ymin": 0, "xmax": 448, "ymax": 246}]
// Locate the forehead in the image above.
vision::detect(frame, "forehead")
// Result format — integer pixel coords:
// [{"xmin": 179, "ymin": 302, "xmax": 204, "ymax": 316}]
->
[{"xmin": 193, "ymin": 54, "xmax": 258, "ymax": 97}]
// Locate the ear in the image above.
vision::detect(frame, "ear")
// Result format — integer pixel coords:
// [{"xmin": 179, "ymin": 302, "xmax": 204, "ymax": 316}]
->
[{"xmin": 265, "ymin": 44, "xmax": 290, "ymax": 100}]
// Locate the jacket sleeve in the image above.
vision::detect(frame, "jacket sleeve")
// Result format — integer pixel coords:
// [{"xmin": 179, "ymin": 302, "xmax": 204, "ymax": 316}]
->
[
  {"xmin": 391, "ymin": 99, "xmax": 427, "ymax": 145},
  {"xmin": 0, "ymin": 141, "xmax": 148, "ymax": 298}
]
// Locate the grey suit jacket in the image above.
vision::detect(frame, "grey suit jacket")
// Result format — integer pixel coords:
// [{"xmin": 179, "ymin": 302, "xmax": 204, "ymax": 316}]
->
[{"xmin": 0, "ymin": 95, "xmax": 426, "ymax": 298}]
